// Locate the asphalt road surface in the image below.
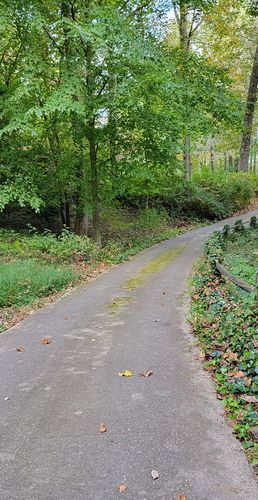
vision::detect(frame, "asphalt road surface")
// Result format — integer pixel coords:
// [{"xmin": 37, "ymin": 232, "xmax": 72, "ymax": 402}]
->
[{"xmin": 1, "ymin": 212, "xmax": 258, "ymax": 500}]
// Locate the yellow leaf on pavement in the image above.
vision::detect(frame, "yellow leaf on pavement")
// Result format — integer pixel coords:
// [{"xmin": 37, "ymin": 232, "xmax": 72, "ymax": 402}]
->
[{"xmin": 119, "ymin": 370, "xmax": 133, "ymax": 377}]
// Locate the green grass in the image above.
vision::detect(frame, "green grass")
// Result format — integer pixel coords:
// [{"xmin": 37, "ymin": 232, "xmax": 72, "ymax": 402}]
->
[
  {"xmin": 0, "ymin": 259, "xmax": 76, "ymax": 308},
  {"xmin": 223, "ymin": 230, "xmax": 258, "ymax": 285}
]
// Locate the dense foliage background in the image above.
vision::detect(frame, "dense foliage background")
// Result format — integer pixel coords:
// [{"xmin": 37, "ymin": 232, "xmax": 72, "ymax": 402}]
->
[{"xmin": 0, "ymin": 0, "xmax": 257, "ymax": 241}]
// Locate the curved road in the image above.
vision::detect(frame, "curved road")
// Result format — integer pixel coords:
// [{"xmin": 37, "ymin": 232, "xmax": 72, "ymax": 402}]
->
[{"xmin": 0, "ymin": 212, "xmax": 258, "ymax": 500}]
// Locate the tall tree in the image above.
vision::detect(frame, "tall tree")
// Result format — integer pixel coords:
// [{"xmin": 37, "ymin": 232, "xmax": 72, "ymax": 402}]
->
[
  {"xmin": 171, "ymin": 0, "xmax": 215, "ymax": 179},
  {"xmin": 239, "ymin": 41, "xmax": 258, "ymax": 171}
]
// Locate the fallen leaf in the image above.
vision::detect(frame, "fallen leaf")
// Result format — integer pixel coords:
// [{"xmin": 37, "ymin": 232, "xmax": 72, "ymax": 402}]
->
[
  {"xmin": 151, "ymin": 469, "xmax": 159, "ymax": 480},
  {"xmin": 139, "ymin": 370, "xmax": 153, "ymax": 378},
  {"xmin": 193, "ymin": 294, "xmax": 200, "ymax": 300},
  {"xmin": 16, "ymin": 346, "xmax": 25, "ymax": 352},
  {"xmin": 244, "ymin": 377, "xmax": 252, "ymax": 387},
  {"xmin": 118, "ymin": 484, "xmax": 127, "ymax": 493},
  {"xmin": 197, "ymin": 351, "xmax": 205, "ymax": 361},
  {"xmin": 40, "ymin": 337, "xmax": 51, "ymax": 345},
  {"xmin": 226, "ymin": 352, "xmax": 238, "ymax": 361},
  {"xmin": 253, "ymin": 339, "xmax": 258, "ymax": 348},
  {"xmin": 64, "ymin": 316, "xmax": 69, "ymax": 320},
  {"xmin": 99, "ymin": 423, "xmax": 107, "ymax": 433},
  {"xmin": 250, "ymin": 426, "xmax": 258, "ymax": 440},
  {"xmin": 177, "ymin": 496, "xmax": 186, "ymax": 500},
  {"xmin": 242, "ymin": 395, "xmax": 258, "ymax": 404},
  {"xmin": 119, "ymin": 370, "xmax": 133, "ymax": 377},
  {"xmin": 233, "ymin": 371, "xmax": 245, "ymax": 378}
]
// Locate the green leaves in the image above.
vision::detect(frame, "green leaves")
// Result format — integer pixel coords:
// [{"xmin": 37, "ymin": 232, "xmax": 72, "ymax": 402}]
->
[{"xmin": 0, "ymin": 176, "xmax": 43, "ymax": 212}]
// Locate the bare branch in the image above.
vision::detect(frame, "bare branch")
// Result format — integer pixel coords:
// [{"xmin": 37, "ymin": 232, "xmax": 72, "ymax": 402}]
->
[{"xmin": 188, "ymin": 8, "xmax": 202, "ymax": 42}]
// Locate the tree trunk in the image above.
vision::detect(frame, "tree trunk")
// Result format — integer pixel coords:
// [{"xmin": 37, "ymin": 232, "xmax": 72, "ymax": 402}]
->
[
  {"xmin": 89, "ymin": 129, "xmax": 101, "ymax": 245},
  {"xmin": 210, "ymin": 145, "xmax": 215, "ymax": 174},
  {"xmin": 75, "ymin": 211, "xmax": 88, "ymax": 236},
  {"xmin": 239, "ymin": 42, "xmax": 258, "ymax": 172},
  {"xmin": 184, "ymin": 136, "xmax": 191, "ymax": 180},
  {"xmin": 60, "ymin": 201, "xmax": 71, "ymax": 228},
  {"xmin": 179, "ymin": 2, "xmax": 192, "ymax": 179},
  {"xmin": 179, "ymin": 2, "xmax": 188, "ymax": 51},
  {"xmin": 224, "ymin": 153, "xmax": 228, "ymax": 171},
  {"xmin": 61, "ymin": 1, "xmax": 89, "ymax": 235}
]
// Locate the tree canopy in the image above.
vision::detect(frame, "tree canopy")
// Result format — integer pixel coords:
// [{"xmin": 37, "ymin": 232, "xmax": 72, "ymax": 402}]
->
[{"xmin": 0, "ymin": 0, "xmax": 257, "ymax": 239}]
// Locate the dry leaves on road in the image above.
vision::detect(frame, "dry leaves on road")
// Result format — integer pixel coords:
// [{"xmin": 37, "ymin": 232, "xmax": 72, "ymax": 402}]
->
[
  {"xmin": 41, "ymin": 337, "xmax": 51, "ymax": 345},
  {"xmin": 99, "ymin": 423, "xmax": 107, "ymax": 433},
  {"xmin": 139, "ymin": 370, "xmax": 153, "ymax": 378},
  {"xmin": 177, "ymin": 495, "xmax": 187, "ymax": 500},
  {"xmin": 16, "ymin": 346, "xmax": 25, "ymax": 352},
  {"xmin": 119, "ymin": 370, "xmax": 133, "ymax": 377},
  {"xmin": 118, "ymin": 484, "xmax": 127, "ymax": 492}
]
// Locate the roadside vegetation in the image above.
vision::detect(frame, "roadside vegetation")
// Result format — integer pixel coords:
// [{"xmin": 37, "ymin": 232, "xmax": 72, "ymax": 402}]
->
[
  {"xmin": 0, "ymin": 206, "xmax": 203, "ymax": 332},
  {"xmin": 1, "ymin": 172, "xmax": 256, "ymax": 333},
  {"xmin": 191, "ymin": 220, "xmax": 258, "ymax": 467}
]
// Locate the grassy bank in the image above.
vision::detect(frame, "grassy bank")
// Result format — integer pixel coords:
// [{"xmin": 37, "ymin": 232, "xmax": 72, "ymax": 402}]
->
[
  {"xmin": 191, "ymin": 224, "xmax": 258, "ymax": 467},
  {"xmin": 0, "ymin": 208, "xmax": 203, "ymax": 332}
]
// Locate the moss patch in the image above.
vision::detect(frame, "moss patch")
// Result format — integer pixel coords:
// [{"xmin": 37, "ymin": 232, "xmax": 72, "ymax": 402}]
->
[
  {"xmin": 106, "ymin": 295, "xmax": 133, "ymax": 315},
  {"xmin": 124, "ymin": 244, "xmax": 186, "ymax": 290}
]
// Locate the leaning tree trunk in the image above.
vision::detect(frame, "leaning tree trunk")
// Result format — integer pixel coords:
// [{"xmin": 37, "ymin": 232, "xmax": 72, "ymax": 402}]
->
[{"xmin": 239, "ymin": 42, "xmax": 258, "ymax": 172}]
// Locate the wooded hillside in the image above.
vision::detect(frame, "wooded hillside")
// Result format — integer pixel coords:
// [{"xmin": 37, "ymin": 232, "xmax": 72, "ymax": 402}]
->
[{"xmin": 0, "ymin": 0, "xmax": 258, "ymax": 241}]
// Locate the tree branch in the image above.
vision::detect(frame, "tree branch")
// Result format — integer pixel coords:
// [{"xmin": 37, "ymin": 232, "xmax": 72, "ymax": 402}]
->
[{"xmin": 43, "ymin": 26, "xmax": 65, "ymax": 55}]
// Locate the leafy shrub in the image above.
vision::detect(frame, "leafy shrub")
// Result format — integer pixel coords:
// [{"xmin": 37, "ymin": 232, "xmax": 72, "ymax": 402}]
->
[
  {"xmin": 167, "ymin": 172, "xmax": 255, "ymax": 220},
  {"xmin": 250, "ymin": 216, "xmax": 257, "ymax": 229},
  {"xmin": 136, "ymin": 207, "xmax": 169, "ymax": 229},
  {"xmin": 204, "ymin": 231, "xmax": 225, "ymax": 268},
  {"xmin": 234, "ymin": 219, "xmax": 245, "ymax": 232},
  {"xmin": 0, "ymin": 228, "xmax": 99, "ymax": 263}
]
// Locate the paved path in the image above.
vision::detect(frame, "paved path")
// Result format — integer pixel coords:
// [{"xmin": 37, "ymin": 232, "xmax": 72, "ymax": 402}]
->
[{"xmin": 1, "ymin": 212, "xmax": 258, "ymax": 500}]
